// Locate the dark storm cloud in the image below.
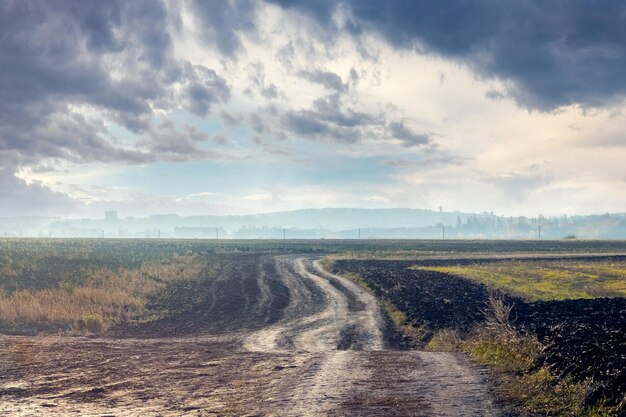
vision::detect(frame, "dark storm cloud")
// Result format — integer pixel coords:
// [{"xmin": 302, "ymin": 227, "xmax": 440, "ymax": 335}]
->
[
  {"xmin": 0, "ymin": 1, "xmax": 179, "ymax": 128},
  {"xmin": 0, "ymin": 1, "xmax": 233, "ymax": 162},
  {"xmin": 278, "ymin": 94, "xmax": 435, "ymax": 148},
  {"xmin": 0, "ymin": 105, "xmax": 151, "ymax": 167},
  {"xmin": 282, "ymin": 94, "xmax": 378, "ymax": 142},
  {"xmin": 311, "ymin": 95, "xmax": 376, "ymax": 128},
  {"xmin": 270, "ymin": 0, "xmax": 626, "ymax": 110},
  {"xmin": 220, "ymin": 111, "xmax": 241, "ymax": 127},
  {"xmin": 184, "ymin": 66, "xmax": 231, "ymax": 117},
  {"xmin": 190, "ymin": 0, "xmax": 259, "ymax": 56},
  {"xmin": 137, "ymin": 121, "xmax": 227, "ymax": 163},
  {"xmin": 298, "ymin": 69, "xmax": 346, "ymax": 92},
  {"xmin": 485, "ymin": 90, "xmax": 506, "ymax": 102},
  {"xmin": 0, "ymin": 168, "xmax": 77, "ymax": 216},
  {"xmin": 249, "ymin": 113, "xmax": 269, "ymax": 134},
  {"xmin": 1, "ymin": 0, "xmax": 169, "ymax": 160},
  {"xmin": 261, "ymin": 84, "xmax": 279, "ymax": 99},
  {"xmin": 384, "ymin": 153, "xmax": 466, "ymax": 169},
  {"xmin": 0, "ymin": 0, "xmax": 231, "ymax": 214},
  {"xmin": 388, "ymin": 121, "xmax": 431, "ymax": 147}
]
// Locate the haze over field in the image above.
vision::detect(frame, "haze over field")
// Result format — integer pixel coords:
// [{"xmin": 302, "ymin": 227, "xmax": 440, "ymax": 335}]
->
[
  {"xmin": 3, "ymin": 208, "xmax": 626, "ymax": 239},
  {"xmin": 2, "ymin": 1, "xmax": 626, "ymax": 219}
]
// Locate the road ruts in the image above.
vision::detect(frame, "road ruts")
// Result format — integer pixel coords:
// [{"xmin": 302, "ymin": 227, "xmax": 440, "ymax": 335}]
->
[
  {"xmin": 0, "ymin": 253, "xmax": 505, "ymax": 417},
  {"xmin": 244, "ymin": 255, "xmax": 503, "ymax": 417}
]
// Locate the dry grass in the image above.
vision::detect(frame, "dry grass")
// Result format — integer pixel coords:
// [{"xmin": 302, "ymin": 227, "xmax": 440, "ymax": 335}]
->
[
  {"xmin": 0, "ymin": 254, "xmax": 205, "ymax": 333},
  {"xmin": 0, "ymin": 287, "xmax": 141, "ymax": 324},
  {"xmin": 459, "ymin": 291, "xmax": 621, "ymax": 417}
]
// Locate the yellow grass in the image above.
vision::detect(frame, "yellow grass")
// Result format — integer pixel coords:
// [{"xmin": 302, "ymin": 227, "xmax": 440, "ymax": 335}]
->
[
  {"xmin": 0, "ymin": 287, "xmax": 141, "ymax": 323},
  {"xmin": 412, "ymin": 260, "xmax": 626, "ymax": 301},
  {"xmin": 0, "ymin": 255, "xmax": 205, "ymax": 332}
]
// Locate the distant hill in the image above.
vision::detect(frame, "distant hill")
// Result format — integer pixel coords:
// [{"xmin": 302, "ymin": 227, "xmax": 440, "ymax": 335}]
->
[{"xmin": 2, "ymin": 208, "xmax": 626, "ymax": 239}]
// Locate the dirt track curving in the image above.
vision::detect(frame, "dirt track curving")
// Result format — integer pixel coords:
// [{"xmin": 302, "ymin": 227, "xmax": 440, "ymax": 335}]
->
[{"xmin": 0, "ymin": 254, "xmax": 505, "ymax": 416}]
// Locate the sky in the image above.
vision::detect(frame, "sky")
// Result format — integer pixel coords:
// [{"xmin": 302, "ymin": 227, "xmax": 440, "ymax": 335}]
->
[{"xmin": 1, "ymin": 0, "xmax": 626, "ymax": 218}]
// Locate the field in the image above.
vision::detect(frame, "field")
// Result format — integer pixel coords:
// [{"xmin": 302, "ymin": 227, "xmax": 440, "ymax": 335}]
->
[
  {"xmin": 414, "ymin": 259, "xmax": 626, "ymax": 300},
  {"xmin": 1, "ymin": 238, "xmax": 623, "ymax": 335},
  {"xmin": 331, "ymin": 256, "xmax": 626, "ymax": 416},
  {"xmin": 1, "ymin": 238, "xmax": 625, "ymax": 416}
]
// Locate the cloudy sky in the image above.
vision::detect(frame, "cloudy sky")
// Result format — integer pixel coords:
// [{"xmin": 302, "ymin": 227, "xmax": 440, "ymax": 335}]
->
[{"xmin": 2, "ymin": 0, "xmax": 626, "ymax": 218}]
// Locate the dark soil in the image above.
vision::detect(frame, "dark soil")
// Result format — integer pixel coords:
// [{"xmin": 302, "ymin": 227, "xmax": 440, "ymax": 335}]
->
[
  {"xmin": 115, "ymin": 254, "xmax": 292, "ymax": 337},
  {"xmin": 333, "ymin": 260, "xmax": 491, "ymax": 334},
  {"xmin": 332, "ymin": 257, "xmax": 626, "ymax": 411}
]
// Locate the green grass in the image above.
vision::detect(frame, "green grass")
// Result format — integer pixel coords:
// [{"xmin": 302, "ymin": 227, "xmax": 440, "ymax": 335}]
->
[{"xmin": 413, "ymin": 260, "xmax": 626, "ymax": 301}]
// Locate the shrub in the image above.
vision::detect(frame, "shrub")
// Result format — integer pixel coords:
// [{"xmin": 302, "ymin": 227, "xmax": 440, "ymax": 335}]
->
[
  {"xmin": 468, "ymin": 290, "xmax": 540, "ymax": 372},
  {"xmin": 76, "ymin": 312, "xmax": 105, "ymax": 333},
  {"xmin": 58, "ymin": 280, "xmax": 76, "ymax": 295}
]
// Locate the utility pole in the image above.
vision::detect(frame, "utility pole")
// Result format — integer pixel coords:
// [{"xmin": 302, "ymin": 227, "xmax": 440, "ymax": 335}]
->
[
  {"xmin": 538, "ymin": 225, "xmax": 541, "ymax": 240},
  {"xmin": 442, "ymin": 225, "xmax": 445, "ymax": 240},
  {"xmin": 157, "ymin": 229, "xmax": 160, "ymax": 239},
  {"xmin": 283, "ymin": 228, "xmax": 286, "ymax": 240},
  {"xmin": 216, "ymin": 227, "xmax": 219, "ymax": 240},
  {"xmin": 358, "ymin": 228, "xmax": 361, "ymax": 240}
]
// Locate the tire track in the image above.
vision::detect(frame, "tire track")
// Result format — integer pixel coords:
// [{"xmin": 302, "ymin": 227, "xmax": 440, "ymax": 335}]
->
[
  {"xmin": 244, "ymin": 255, "xmax": 503, "ymax": 416},
  {"xmin": 244, "ymin": 255, "xmax": 384, "ymax": 352},
  {"xmin": 0, "ymin": 253, "xmax": 505, "ymax": 416}
]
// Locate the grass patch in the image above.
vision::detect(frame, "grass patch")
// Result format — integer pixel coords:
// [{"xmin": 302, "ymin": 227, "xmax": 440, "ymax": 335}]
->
[
  {"xmin": 463, "ymin": 330, "xmax": 622, "ymax": 416},
  {"xmin": 413, "ymin": 260, "xmax": 626, "ymax": 301},
  {"xmin": 382, "ymin": 299, "xmax": 430, "ymax": 343},
  {"xmin": 0, "ymin": 254, "xmax": 206, "ymax": 334},
  {"xmin": 466, "ymin": 294, "xmax": 623, "ymax": 416},
  {"xmin": 394, "ymin": 288, "xmax": 623, "ymax": 416},
  {"xmin": 424, "ymin": 329, "xmax": 462, "ymax": 351}
]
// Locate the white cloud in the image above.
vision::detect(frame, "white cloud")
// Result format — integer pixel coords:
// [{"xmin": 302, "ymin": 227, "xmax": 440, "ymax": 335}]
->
[
  {"xmin": 175, "ymin": 191, "xmax": 218, "ymax": 202},
  {"xmin": 244, "ymin": 193, "xmax": 274, "ymax": 201},
  {"xmin": 363, "ymin": 195, "xmax": 390, "ymax": 204}
]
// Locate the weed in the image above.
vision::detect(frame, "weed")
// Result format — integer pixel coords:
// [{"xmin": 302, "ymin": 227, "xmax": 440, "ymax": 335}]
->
[
  {"xmin": 76, "ymin": 312, "xmax": 105, "ymax": 333},
  {"xmin": 466, "ymin": 291, "xmax": 540, "ymax": 372},
  {"xmin": 58, "ymin": 280, "xmax": 76, "ymax": 295},
  {"xmin": 424, "ymin": 329, "xmax": 462, "ymax": 351},
  {"xmin": 461, "ymin": 291, "xmax": 620, "ymax": 416}
]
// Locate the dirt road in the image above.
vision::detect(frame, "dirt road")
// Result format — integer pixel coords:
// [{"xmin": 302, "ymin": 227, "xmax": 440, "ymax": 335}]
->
[{"xmin": 0, "ymin": 254, "xmax": 504, "ymax": 416}]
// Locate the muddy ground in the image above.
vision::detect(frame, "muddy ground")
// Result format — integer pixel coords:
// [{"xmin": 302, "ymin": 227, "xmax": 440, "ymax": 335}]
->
[{"xmin": 0, "ymin": 254, "xmax": 506, "ymax": 416}]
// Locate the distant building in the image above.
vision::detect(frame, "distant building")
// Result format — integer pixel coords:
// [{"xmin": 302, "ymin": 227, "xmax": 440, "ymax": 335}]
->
[
  {"xmin": 104, "ymin": 210, "xmax": 118, "ymax": 221},
  {"xmin": 174, "ymin": 226, "xmax": 218, "ymax": 238}
]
